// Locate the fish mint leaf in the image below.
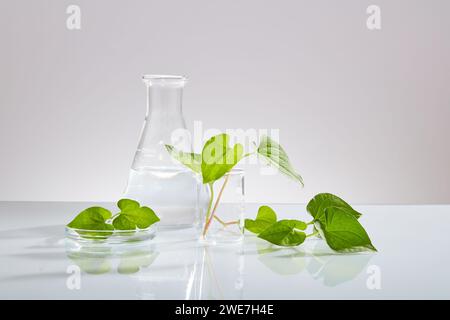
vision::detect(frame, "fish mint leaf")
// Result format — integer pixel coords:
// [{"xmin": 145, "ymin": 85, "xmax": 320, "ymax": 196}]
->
[
  {"xmin": 307, "ymin": 193, "xmax": 362, "ymax": 221},
  {"xmin": 245, "ymin": 205, "xmax": 277, "ymax": 234},
  {"xmin": 66, "ymin": 199, "xmax": 160, "ymax": 239},
  {"xmin": 114, "ymin": 206, "xmax": 160, "ymax": 230},
  {"xmin": 67, "ymin": 207, "xmax": 114, "ymax": 238},
  {"xmin": 165, "ymin": 145, "xmax": 202, "ymax": 173},
  {"xmin": 258, "ymin": 219, "xmax": 307, "ymax": 247},
  {"xmin": 315, "ymin": 206, "xmax": 376, "ymax": 252},
  {"xmin": 117, "ymin": 199, "xmax": 140, "ymax": 211},
  {"xmin": 201, "ymin": 134, "xmax": 244, "ymax": 184},
  {"xmin": 257, "ymin": 135, "xmax": 304, "ymax": 186},
  {"xmin": 112, "ymin": 214, "xmax": 136, "ymax": 230},
  {"xmin": 67, "ymin": 207, "xmax": 112, "ymax": 229}
]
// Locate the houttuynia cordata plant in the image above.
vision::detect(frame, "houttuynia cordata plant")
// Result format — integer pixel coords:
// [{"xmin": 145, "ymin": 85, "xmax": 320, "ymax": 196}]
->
[
  {"xmin": 66, "ymin": 199, "xmax": 159, "ymax": 239},
  {"xmin": 167, "ymin": 133, "xmax": 376, "ymax": 252},
  {"xmin": 166, "ymin": 133, "xmax": 304, "ymax": 237},
  {"xmin": 66, "ymin": 133, "xmax": 376, "ymax": 252}
]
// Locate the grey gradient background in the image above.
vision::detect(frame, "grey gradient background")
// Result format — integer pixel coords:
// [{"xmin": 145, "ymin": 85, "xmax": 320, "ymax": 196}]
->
[{"xmin": 1, "ymin": 0, "xmax": 449, "ymax": 204}]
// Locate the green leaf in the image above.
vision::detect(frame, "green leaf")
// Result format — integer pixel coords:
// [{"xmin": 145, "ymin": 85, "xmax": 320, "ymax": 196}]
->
[
  {"xmin": 67, "ymin": 207, "xmax": 112, "ymax": 230},
  {"xmin": 112, "ymin": 215, "xmax": 136, "ymax": 230},
  {"xmin": 315, "ymin": 206, "xmax": 376, "ymax": 252},
  {"xmin": 201, "ymin": 134, "xmax": 244, "ymax": 184},
  {"xmin": 313, "ymin": 226, "xmax": 322, "ymax": 238},
  {"xmin": 245, "ymin": 205, "xmax": 277, "ymax": 234},
  {"xmin": 258, "ymin": 219, "xmax": 307, "ymax": 247},
  {"xmin": 117, "ymin": 199, "xmax": 140, "ymax": 211},
  {"xmin": 67, "ymin": 207, "xmax": 114, "ymax": 238},
  {"xmin": 113, "ymin": 206, "xmax": 160, "ymax": 230},
  {"xmin": 165, "ymin": 145, "xmax": 202, "ymax": 173},
  {"xmin": 77, "ymin": 223, "xmax": 114, "ymax": 239},
  {"xmin": 67, "ymin": 200, "xmax": 160, "ymax": 239},
  {"xmin": 307, "ymin": 193, "xmax": 362, "ymax": 221},
  {"xmin": 257, "ymin": 135, "xmax": 304, "ymax": 186}
]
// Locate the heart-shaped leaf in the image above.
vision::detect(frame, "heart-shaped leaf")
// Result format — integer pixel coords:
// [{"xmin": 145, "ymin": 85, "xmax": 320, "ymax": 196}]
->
[
  {"xmin": 113, "ymin": 206, "xmax": 160, "ymax": 230},
  {"xmin": 307, "ymin": 193, "xmax": 362, "ymax": 221},
  {"xmin": 257, "ymin": 135, "xmax": 304, "ymax": 186},
  {"xmin": 67, "ymin": 207, "xmax": 112, "ymax": 229},
  {"xmin": 67, "ymin": 207, "xmax": 114, "ymax": 238},
  {"xmin": 245, "ymin": 205, "xmax": 277, "ymax": 234},
  {"xmin": 201, "ymin": 134, "xmax": 244, "ymax": 184},
  {"xmin": 258, "ymin": 219, "xmax": 307, "ymax": 246},
  {"xmin": 165, "ymin": 145, "xmax": 202, "ymax": 173},
  {"xmin": 117, "ymin": 199, "xmax": 140, "ymax": 211},
  {"xmin": 315, "ymin": 206, "xmax": 376, "ymax": 252}
]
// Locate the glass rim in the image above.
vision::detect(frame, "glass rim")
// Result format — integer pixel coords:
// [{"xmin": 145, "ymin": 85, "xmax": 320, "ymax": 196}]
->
[
  {"xmin": 65, "ymin": 225, "xmax": 155, "ymax": 234},
  {"xmin": 142, "ymin": 74, "xmax": 188, "ymax": 84}
]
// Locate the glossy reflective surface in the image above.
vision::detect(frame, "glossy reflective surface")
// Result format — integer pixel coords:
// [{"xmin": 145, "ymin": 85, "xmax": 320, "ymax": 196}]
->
[{"xmin": 0, "ymin": 202, "xmax": 449, "ymax": 299}]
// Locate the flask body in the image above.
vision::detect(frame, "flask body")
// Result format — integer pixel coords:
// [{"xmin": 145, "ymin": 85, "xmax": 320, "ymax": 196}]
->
[{"xmin": 124, "ymin": 75, "xmax": 207, "ymax": 228}]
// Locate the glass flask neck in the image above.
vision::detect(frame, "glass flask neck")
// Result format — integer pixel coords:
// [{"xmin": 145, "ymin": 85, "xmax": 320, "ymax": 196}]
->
[
  {"xmin": 145, "ymin": 82, "xmax": 184, "ymax": 118},
  {"xmin": 131, "ymin": 75, "xmax": 191, "ymax": 170},
  {"xmin": 142, "ymin": 75, "xmax": 188, "ymax": 140}
]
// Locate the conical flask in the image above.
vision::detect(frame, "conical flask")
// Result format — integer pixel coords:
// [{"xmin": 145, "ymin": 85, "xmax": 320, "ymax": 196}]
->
[{"xmin": 124, "ymin": 75, "xmax": 206, "ymax": 228}]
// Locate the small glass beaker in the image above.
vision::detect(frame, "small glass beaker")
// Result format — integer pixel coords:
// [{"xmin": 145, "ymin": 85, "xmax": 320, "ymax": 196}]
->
[{"xmin": 200, "ymin": 169, "xmax": 245, "ymax": 244}]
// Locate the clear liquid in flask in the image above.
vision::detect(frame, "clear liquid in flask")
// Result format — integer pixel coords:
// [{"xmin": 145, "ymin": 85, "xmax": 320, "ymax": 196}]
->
[{"xmin": 124, "ymin": 166, "xmax": 207, "ymax": 228}]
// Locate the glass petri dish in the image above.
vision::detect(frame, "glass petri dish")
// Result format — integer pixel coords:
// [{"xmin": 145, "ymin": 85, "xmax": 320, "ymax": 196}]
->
[{"xmin": 65, "ymin": 225, "xmax": 157, "ymax": 244}]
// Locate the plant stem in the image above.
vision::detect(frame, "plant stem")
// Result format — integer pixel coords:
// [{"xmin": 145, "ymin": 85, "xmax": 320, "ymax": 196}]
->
[
  {"xmin": 214, "ymin": 216, "xmax": 239, "ymax": 226},
  {"xmin": 306, "ymin": 220, "xmax": 315, "ymax": 225},
  {"xmin": 202, "ymin": 174, "xmax": 230, "ymax": 237},
  {"xmin": 306, "ymin": 230, "xmax": 319, "ymax": 238},
  {"xmin": 224, "ymin": 220, "xmax": 239, "ymax": 225},
  {"xmin": 213, "ymin": 215, "xmax": 228, "ymax": 226},
  {"xmin": 201, "ymin": 183, "xmax": 214, "ymax": 237},
  {"xmin": 210, "ymin": 174, "xmax": 230, "ymax": 217},
  {"xmin": 109, "ymin": 213, "xmax": 120, "ymax": 222}
]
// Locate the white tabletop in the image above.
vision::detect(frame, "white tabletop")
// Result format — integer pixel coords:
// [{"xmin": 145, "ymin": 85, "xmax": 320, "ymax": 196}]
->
[{"xmin": 0, "ymin": 202, "xmax": 449, "ymax": 299}]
